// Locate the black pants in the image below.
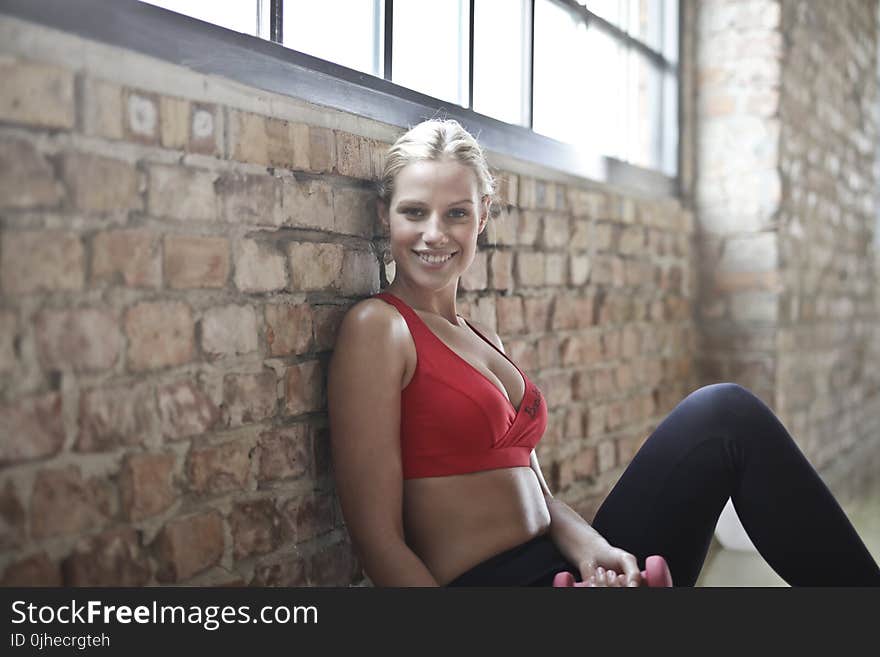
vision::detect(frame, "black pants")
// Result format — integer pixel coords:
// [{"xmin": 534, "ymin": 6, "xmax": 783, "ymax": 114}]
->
[{"xmin": 447, "ymin": 383, "xmax": 880, "ymax": 587}]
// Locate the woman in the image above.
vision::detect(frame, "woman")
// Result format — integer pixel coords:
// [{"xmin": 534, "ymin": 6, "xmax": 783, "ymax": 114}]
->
[{"xmin": 326, "ymin": 119, "xmax": 880, "ymax": 587}]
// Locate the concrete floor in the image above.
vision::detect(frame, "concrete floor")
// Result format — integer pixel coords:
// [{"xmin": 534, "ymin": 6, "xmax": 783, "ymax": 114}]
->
[{"xmin": 695, "ymin": 487, "xmax": 880, "ymax": 587}]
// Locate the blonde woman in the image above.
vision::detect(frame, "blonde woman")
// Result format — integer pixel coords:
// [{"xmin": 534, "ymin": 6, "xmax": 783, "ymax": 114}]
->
[{"xmin": 327, "ymin": 119, "xmax": 880, "ymax": 587}]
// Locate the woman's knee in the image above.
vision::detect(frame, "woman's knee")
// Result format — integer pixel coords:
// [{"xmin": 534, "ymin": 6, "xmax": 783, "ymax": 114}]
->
[{"xmin": 684, "ymin": 382, "xmax": 782, "ymax": 442}]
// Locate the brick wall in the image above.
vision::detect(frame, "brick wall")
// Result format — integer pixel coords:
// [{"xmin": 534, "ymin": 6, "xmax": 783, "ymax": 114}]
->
[
  {"xmin": 695, "ymin": 0, "xmax": 880, "ymax": 500},
  {"xmin": 0, "ymin": 15, "xmax": 698, "ymax": 586},
  {"xmin": 775, "ymin": 0, "xmax": 880, "ymax": 495}
]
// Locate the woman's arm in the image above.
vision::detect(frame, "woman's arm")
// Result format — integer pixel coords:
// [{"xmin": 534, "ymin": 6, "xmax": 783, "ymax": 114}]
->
[
  {"xmin": 529, "ymin": 450, "xmax": 641, "ymax": 586},
  {"xmin": 327, "ymin": 300, "xmax": 438, "ymax": 587}
]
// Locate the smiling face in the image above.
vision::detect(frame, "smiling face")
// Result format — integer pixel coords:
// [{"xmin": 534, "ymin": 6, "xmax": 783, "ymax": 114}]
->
[{"xmin": 379, "ymin": 158, "xmax": 489, "ymax": 293}]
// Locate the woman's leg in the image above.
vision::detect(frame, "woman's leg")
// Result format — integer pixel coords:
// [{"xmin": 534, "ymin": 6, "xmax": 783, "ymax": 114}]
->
[{"xmin": 589, "ymin": 382, "xmax": 880, "ymax": 586}]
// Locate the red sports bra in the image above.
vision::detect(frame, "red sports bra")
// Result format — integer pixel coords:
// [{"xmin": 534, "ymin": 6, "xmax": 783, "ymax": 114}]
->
[{"xmin": 372, "ymin": 291, "xmax": 547, "ymax": 479}]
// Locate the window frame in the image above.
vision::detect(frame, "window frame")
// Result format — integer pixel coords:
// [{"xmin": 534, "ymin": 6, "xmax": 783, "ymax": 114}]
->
[{"xmin": 2, "ymin": 0, "xmax": 681, "ymax": 197}]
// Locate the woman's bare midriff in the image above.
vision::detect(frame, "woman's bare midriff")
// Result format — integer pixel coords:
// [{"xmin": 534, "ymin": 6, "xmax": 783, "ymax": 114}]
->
[{"xmin": 403, "ymin": 467, "xmax": 552, "ymax": 585}]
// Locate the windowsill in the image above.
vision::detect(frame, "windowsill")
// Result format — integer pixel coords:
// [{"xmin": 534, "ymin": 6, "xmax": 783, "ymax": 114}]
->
[{"xmin": 1, "ymin": 0, "xmax": 679, "ymax": 199}]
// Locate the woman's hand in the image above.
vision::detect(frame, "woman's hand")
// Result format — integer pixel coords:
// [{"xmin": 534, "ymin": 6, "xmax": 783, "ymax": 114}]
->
[{"xmin": 575, "ymin": 536, "xmax": 643, "ymax": 587}]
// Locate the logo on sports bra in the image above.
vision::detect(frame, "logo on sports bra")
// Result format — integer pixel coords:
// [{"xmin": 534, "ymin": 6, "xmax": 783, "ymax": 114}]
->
[{"xmin": 523, "ymin": 384, "xmax": 542, "ymax": 418}]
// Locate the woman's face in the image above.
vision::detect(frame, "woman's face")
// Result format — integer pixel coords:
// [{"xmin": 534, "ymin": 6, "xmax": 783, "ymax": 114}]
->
[{"xmin": 380, "ymin": 158, "xmax": 489, "ymax": 292}]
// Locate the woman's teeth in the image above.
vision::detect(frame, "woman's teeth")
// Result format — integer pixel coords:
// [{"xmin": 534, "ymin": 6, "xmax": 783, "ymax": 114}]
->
[{"xmin": 416, "ymin": 252, "xmax": 456, "ymax": 265}]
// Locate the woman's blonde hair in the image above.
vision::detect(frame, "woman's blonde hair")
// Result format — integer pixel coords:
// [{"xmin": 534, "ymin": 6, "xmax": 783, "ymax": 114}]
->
[{"xmin": 377, "ymin": 119, "xmax": 496, "ymax": 205}]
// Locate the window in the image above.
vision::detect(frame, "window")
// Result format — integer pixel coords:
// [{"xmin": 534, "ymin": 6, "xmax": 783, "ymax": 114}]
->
[{"xmin": 134, "ymin": 0, "xmax": 679, "ymax": 185}]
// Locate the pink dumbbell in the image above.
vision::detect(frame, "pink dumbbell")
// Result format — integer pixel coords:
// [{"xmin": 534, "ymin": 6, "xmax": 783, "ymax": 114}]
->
[{"xmin": 552, "ymin": 555, "xmax": 673, "ymax": 587}]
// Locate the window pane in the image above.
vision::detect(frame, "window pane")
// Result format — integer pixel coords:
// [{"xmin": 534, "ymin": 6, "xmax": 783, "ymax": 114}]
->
[
  {"xmin": 623, "ymin": 0, "xmax": 663, "ymax": 53},
  {"xmin": 473, "ymin": 0, "xmax": 529, "ymax": 125},
  {"xmin": 662, "ymin": 70, "xmax": 678, "ymax": 176},
  {"xmin": 625, "ymin": 49, "xmax": 663, "ymax": 169},
  {"xmin": 583, "ymin": 0, "xmax": 624, "ymax": 28},
  {"xmin": 393, "ymin": 0, "xmax": 470, "ymax": 106},
  {"xmin": 663, "ymin": 0, "xmax": 679, "ymax": 63},
  {"xmin": 533, "ymin": 1, "xmax": 626, "ymax": 161},
  {"xmin": 140, "ymin": 0, "xmax": 262, "ymax": 37},
  {"xmin": 283, "ymin": 0, "xmax": 382, "ymax": 77}
]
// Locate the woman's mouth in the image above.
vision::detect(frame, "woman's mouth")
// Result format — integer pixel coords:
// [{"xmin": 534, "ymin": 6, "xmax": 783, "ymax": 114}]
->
[{"xmin": 413, "ymin": 251, "xmax": 457, "ymax": 267}]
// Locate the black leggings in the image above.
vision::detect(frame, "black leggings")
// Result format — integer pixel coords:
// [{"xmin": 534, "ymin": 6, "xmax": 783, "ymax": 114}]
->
[{"xmin": 447, "ymin": 383, "xmax": 880, "ymax": 586}]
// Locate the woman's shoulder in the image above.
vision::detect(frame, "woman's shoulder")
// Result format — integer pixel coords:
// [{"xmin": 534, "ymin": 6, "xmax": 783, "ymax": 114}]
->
[{"xmin": 336, "ymin": 295, "xmax": 409, "ymax": 347}]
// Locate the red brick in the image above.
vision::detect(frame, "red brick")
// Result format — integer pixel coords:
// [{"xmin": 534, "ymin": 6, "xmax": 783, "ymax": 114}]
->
[
  {"xmin": 219, "ymin": 173, "xmax": 280, "ymax": 226},
  {"xmin": 1, "ymin": 230, "xmax": 84, "ymax": 295},
  {"xmin": 266, "ymin": 118, "xmax": 310, "ymax": 170},
  {"xmin": 157, "ymin": 380, "xmax": 220, "ymax": 440},
  {"xmin": 164, "ymin": 235, "xmax": 229, "ymax": 289},
  {"xmin": 284, "ymin": 360, "xmax": 324, "ymax": 415},
  {"xmin": 312, "ymin": 425, "xmax": 332, "ymax": 479},
  {"xmin": 523, "ymin": 296, "xmax": 553, "ymax": 333},
  {"xmin": 517, "ymin": 211, "xmax": 542, "ymax": 245},
  {"xmin": 551, "ymin": 296, "xmax": 579, "ymax": 331},
  {"xmin": 333, "ymin": 187, "xmax": 376, "ymax": 238},
  {"xmin": 601, "ymin": 329, "xmax": 621, "ymax": 359},
  {"xmin": 234, "ymin": 239, "xmax": 288, "ymax": 292},
  {"xmin": 537, "ymin": 335, "xmax": 559, "ymax": 369},
  {"xmin": 0, "ymin": 59, "xmax": 74, "ymax": 129},
  {"xmin": 187, "ymin": 440, "xmax": 252, "ymax": 495},
  {"xmin": 265, "ymin": 303, "xmax": 313, "ymax": 356},
  {"xmin": 515, "ymin": 252, "xmax": 545, "ymax": 287},
  {"xmin": 154, "ymin": 511, "xmax": 224, "ymax": 582},
  {"xmin": 92, "ymin": 229, "xmax": 161, "ymax": 288},
  {"xmin": 281, "ymin": 494, "xmax": 335, "ymax": 543},
  {"xmin": 0, "ymin": 393, "xmax": 64, "ymax": 465},
  {"xmin": 542, "ymin": 214, "xmax": 571, "ymax": 248},
  {"xmin": 558, "ymin": 447, "xmax": 597, "ymax": 488},
  {"xmin": 309, "ymin": 540, "xmax": 361, "ymax": 586},
  {"xmin": 62, "ymin": 528, "xmax": 151, "ymax": 586},
  {"xmin": 460, "ymin": 251, "xmax": 488, "ymax": 291},
  {"xmin": 0, "ymin": 552, "xmax": 62, "ymax": 586},
  {"xmin": 572, "ymin": 296, "xmax": 596, "ymax": 328},
  {"xmin": 335, "ymin": 131, "xmax": 371, "ymax": 178},
  {"xmin": 251, "ymin": 556, "xmax": 308, "ymax": 586},
  {"xmin": 592, "ymin": 368, "xmax": 616, "ymax": 398},
  {"xmin": 120, "ymin": 452, "xmax": 176, "ymax": 520},
  {"xmin": 341, "ymin": 248, "xmax": 380, "ymax": 296},
  {"xmin": 288, "ymin": 242, "xmax": 344, "ymax": 292},
  {"xmin": 489, "ymin": 250, "xmax": 513, "ymax": 291},
  {"xmin": 35, "ymin": 308, "xmax": 121, "ymax": 373},
  {"xmin": 496, "ymin": 295, "xmax": 525, "ymax": 335},
  {"xmin": 597, "ymin": 440, "xmax": 617, "ymax": 473},
  {"xmin": 60, "ymin": 153, "xmax": 141, "ymax": 213},
  {"xmin": 230, "ymin": 500, "xmax": 284, "ymax": 560},
  {"xmin": 0, "ymin": 480, "xmax": 26, "ymax": 550},
  {"xmin": 0, "ymin": 137, "xmax": 63, "ymax": 209},
  {"xmin": 147, "ymin": 164, "xmax": 217, "ymax": 221},
  {"xmin": 308, "ymin": 127, "xmax": 336, "ymax": 174},
  {"xmin": 125, "ymin": 302, "xmax": 194, "ymax": 371},
  {"xmin": 201, "ymin": 304, "xmax": 258, "ymax": 360},
  {"xmin": 280, "ymin": 177, "xmax": 333, "ymax": 229},
  {"xmin": 615, "ymin": 363, "xmax": 635, "ymax": 392},
  {"xmin": 257, "ymin": 426, "xmax": 311, "ymax": 483},
  {"xmin": 76, "ymin": 384, "xmax": 155, "ymax": 452},
  {"xmin": 312, "ymin": 305, "xmax": 346, "ymax": 351},
  {"xmin": 223, "ymin": 371, "xmax": 277, "ymax": 427},
  {"xmin": 30, "ymin": 466, "xmax": 114, "ymax": 539},
  {"xmin": 564, "ymin": 406, "xmax": 585, "ymax": 438}
]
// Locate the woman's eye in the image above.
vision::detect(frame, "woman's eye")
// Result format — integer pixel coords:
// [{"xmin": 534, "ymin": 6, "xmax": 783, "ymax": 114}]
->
[
  {"xmin": 449, "ymin": 209, "xmax": 468, "ymax": 218},
  {"xmin": 402, "ymin": 208, "xmax": 423, "ymax": 217}
]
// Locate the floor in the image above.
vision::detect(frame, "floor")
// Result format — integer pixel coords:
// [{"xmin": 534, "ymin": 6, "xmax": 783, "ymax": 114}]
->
[{"xmin": 695, "ymin": 487, "xmax": 880, "ymax": 587}]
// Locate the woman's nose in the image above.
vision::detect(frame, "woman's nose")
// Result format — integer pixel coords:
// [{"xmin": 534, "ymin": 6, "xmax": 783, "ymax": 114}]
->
[{"xmin": 422, "ymin": 214, "xmax": 447, "ymax": 242}]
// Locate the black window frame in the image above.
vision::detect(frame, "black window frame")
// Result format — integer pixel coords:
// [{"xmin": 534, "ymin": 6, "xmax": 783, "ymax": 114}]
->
[{"xmin": 1, "ymin": 0, "xmax": 681, "ymax": 197}]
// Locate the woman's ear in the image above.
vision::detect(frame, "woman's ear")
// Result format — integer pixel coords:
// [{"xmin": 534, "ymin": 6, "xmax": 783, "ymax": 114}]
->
[
  {"xmin": 377, "ymin": 198, "xmax": 389, "ymax": 228},
  {"xmin": 477, "ymin": 195, "xmax": 490, "ymax": 233}
]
